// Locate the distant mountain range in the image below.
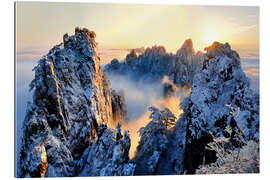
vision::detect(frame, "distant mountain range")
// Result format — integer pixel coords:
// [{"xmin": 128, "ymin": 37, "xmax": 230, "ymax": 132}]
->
[{"xmin": 104, "ymin": 38, "xmax": 204, "ymax": 87}]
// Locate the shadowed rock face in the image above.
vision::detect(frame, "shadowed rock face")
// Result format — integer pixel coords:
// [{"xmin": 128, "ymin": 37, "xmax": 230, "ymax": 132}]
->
[
  {"xmin": 19, "ymin": 27, "xmax": 132, "ymax": 177},
  {"xmin": 111, "ymin": 89, "xmax": 127, "ymax": 126},
  {"xmin": 182, "ymin": 42, "xmax": 259, "ymax": 174}
]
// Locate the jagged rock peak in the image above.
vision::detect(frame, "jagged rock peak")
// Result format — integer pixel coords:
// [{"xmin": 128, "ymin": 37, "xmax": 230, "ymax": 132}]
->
[
  {"xmin": 63, "ymin": 27, "xmax": 97, "ymax": 47},
  {"xmin": 19, "ymin": 27, "xmax": 131, "ymax": 177},
  {"xmin": 176, "ymin": 38, "xmax": 195, "ymax": 56},
  {"xmin": 204, "ymin": 41, "xmax": 240, "ymax": 59}
]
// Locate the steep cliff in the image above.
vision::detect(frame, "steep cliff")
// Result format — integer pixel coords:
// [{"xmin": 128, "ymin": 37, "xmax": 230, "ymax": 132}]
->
[{"xmin": 19, "ymin": 27, "xmax": 132, "ymax": 177}]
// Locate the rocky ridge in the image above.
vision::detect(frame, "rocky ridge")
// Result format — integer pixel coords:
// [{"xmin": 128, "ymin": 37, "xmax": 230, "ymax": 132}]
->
[
  {"xmin": 104, "ymin": 39, "xmax": 204, "ymax": 87},
  {"xmin": 19, "ymin": 27, "xmax": 131, "ymax": 177}
]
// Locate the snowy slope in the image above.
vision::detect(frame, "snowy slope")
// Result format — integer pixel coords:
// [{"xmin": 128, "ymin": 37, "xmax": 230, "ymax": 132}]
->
[{"xmin": 181, "ymin": 42, "xmax": 259, "ymax": 173}]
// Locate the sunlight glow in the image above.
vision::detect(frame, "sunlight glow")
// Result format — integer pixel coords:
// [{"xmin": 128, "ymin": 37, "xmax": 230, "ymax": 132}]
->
[
  {"xmin": 17, "ymin": 3, "xmax": 259, "ymax": 61},
  {"xmin": 203, "ymin": 34, "xmax": 216, "ymax": 46}
]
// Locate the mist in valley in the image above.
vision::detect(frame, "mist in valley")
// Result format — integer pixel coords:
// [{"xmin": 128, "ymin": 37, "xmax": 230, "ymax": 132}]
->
[{"xmin": 108, "ymin": 73, "xmax": 191, "ymax": 157}]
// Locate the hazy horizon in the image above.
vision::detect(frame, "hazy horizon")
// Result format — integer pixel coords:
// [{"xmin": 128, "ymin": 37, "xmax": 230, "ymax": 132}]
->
[{"xmin": 16, "ymin": 2, "xmax": 259, "ymax": 64}]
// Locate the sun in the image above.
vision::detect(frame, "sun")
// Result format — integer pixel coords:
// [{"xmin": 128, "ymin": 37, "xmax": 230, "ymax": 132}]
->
[{"xmin": 203, "ymin": 34, "xmax": 216, "ymax": 45}]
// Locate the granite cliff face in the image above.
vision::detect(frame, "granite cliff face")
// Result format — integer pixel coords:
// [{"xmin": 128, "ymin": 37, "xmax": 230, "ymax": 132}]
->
[{"xmin": 19, "ymin": 27, "xmax": 131, "ymax": 177}]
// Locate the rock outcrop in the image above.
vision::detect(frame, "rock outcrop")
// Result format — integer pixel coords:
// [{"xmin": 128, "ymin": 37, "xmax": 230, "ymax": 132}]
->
[
  {"xmin": 181, "ymin": 42, "xmax": 259, "ymax": 173},
  {"xmin": 111, "ymin": 89, "xmax": 127, "ymax": 126},
  {"xmin": 19, "ymin": 27, "xmax": 132, "ymax": 177}
]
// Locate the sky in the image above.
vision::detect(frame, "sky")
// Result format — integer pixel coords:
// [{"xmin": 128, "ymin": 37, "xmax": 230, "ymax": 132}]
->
[{"xmin": 16, "ymin": 2, "xmax": 259, "ymax": 63}]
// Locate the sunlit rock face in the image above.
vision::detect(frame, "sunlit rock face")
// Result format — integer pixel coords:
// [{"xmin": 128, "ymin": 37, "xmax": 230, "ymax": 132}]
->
[
  {"xmin": 19, "ymin": 27, "xmax": 132, "ymax": 177},
  {"xmin": 176, "ymin": 38, "xmax": 195, "ymax": 56},
  {"xmin": 181, "ymin": 42, "xmax": 259, "ymax": 174},
  {"xmin": 104, "ymin": 39, "xmax": 204, "ymax": 87}
]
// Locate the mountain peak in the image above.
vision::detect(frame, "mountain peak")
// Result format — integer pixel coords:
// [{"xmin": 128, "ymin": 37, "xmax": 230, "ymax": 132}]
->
[
  {"xmin": 204, "ymin": 41, "xmax": 240, "ymax": 59},
  {"xmin": 176, "ymin": 38, "xmax": 194, "ymax": 56},
  {"xmin": 19, "ymin": 27, "xmax": 132, "ymax": 177},
  {"xmin": 61, "ymin": 27, "xmax": 97, "ymax": 56}
]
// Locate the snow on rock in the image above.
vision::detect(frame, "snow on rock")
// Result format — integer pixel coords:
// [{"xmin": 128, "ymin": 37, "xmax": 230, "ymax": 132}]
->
[
  {"xmin": 19, "ymin": 27, "xmax": 131, "ymax": 177},
  {"xmin": 181, "ymin": 41, "xmax": 259, "ymax": 173},
  {"xmin": 104, "ymin": 39, "xmax": 204, "ymax": 87},
  {"xmin": 79, "ymin": 123, "xmax": 135, "ymax": 176},
  {"xmin": 133, "ymin": 106, "xmax": 187, "ymax": 175}
]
